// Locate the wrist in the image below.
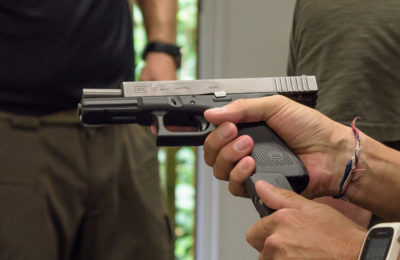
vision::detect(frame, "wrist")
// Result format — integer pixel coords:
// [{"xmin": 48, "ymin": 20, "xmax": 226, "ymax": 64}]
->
[
  {"xmin": 342, "ymin": 229, "xmax": 367, "ymax": 260},
  {"xmin": 331, "ymin": 117, "xmax": 370, "ymax": 200},
  {"xmin": 145, "ymin": 51, "xmax": 176, "ymax": 66},
  {"xmin": 142, "ymin": 41, "xmax": 182, "ymax": 69},
  {"xmin": 344, "ymin": 133, "xmax": 400, "ymax": 219},
  {"xmin": 326, "ymin": 123, "xmax": 355, "ymax": 196},
  {"xmin": 342, "ymin": 131, "xmax": 370, "ymax": 202},
  {"xmin": 338, "ymin": 130, "xmax": 400, "ymax": 220}
]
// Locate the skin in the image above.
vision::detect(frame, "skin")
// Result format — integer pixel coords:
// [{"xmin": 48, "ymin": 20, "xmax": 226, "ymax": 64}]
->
[
  {"xmin": 131, "ymin": 0, "xmax": 371, "ymax": 244},
  {"xmin": 203, "ymin": 95, "xmax": 400, "ymax": 258},
  {"xmin": 247, "ymin": 181, "xmax": 366, "ymax": 260},
  {"xmin": 130, "ymin": 0, "xmax": 178, "ymax": 81},
  {"xmin": 203, "ymin": 95, "xmax": 354, "ymax": 199},
  {"xmin": 313, "ymin": 197, "xmax": 371, "ymax": 228}
]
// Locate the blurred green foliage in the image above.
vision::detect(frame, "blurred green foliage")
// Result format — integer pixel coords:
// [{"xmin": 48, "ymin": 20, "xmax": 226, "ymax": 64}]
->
[
  {"xmin": 158, "ymin": 146, "xmax": 196, "ymax": 260},
  {"xmin": 174, "ymin": 147, "xmax": 196, "ymax": 259},
  {"xmin": 133, "ymin": 1, "xmax": 198, "ymax": 259}
]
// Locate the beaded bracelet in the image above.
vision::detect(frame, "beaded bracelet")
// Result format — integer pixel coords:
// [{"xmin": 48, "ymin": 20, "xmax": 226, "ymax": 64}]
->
[{"xmin": 333, "ymin": 117, "xmax": 365, "ymax": 199}]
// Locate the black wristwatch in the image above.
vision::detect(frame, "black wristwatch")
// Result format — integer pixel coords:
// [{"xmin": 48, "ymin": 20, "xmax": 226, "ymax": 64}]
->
[{"xmin": 142, "ymin": 41, "xmax": 182, "ymax": 69}]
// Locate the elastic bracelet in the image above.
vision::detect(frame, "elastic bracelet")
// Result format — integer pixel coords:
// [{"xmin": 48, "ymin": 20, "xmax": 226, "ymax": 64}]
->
[{"xmin": 333, "ymin": 117, "xmax": 364, "ymax": 199}]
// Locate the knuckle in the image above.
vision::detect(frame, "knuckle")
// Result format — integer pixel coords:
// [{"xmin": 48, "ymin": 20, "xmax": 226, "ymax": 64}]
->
[
  {"xmin": 203, "ymin": 137, "xmax": 217, "ymax": 154},
  {"xmin": 229, "ymin": 162, "xmax": 250, "ymax": 183},
  {"xmin": 213, "ymin": 168, "xmax": 225, "ymax": 181},
  {"xmin": 271, "ymin": 208, "xmax": 293, "ymax": 223},
  {"xmin": 246, "ymin": 229, "xmax": 259, "ymax": 250},
  {"xmin": 203, "ymin": 154, "xmax": 213, "ymax": 166},
  {"xmin": 229, "ymin": 172, "xmax": 243, "ymax": 187},
  {"xmin": 203, "ymin": 139, "xmax": 220, "ymax": 166},
  {"xmin": 204, "ymin": 155, "xmax": 214, "ymax": 167},
  {"xmin": 205, "ymin": 135, "xmax": 221, "ymax": 151},
  {"xmin": 264, "ymin": 235, "xmax": 286, "ymax": 254},
  {"xmin": 272, "ymin": 94, "xmax": 288, "ymax": 103},
  {"xmin": 203, "ymin": 148, "xmax": 213, "ymax": 167},
  {"xmin": 228, "ymin": 182, "xmax": 245, "ymax": 197},
  {"xmin": 246, "ymin": 230, "xmax": 254, "ymax": 246},
  {"xmin": 213, "ymin": 164, "xmax": 231, "ymax": 181},
  {"xmin": 265, "ymin": 235, "xmax": 279, "ymax": 248},
  {"xmin": 231, "ymin": 99, "xmax": 247, "ymax": 107},
  {"xmin": 271, "ymin": 210, "xmax": 284, "ymax": 223},
  {"xmin": 228, "ymin": 183, "xmax": 237, "ymax": 196},
  {"xmin": 219, "ymin": 147, "xmax": 235, "ymax": 163}
]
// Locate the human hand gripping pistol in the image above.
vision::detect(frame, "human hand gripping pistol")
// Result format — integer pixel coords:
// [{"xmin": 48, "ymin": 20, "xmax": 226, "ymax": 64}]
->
[{"xmin": 78, "ymin": 76, "xmax": 318, "ymax": 217}]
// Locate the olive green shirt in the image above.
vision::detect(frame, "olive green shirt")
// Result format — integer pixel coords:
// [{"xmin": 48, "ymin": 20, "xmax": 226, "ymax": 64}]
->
[{"xmin": 288, "ymin": 0, "xmax": 400, "ymax": 141}]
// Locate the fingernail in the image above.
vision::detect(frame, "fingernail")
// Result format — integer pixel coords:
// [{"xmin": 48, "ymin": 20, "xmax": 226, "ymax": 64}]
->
[
  {"xmin": 255, "ymin": 180, "xmax": 274, "ymax": 191},
  {"xmin": 233, "ymin": 137, "xmax": 250, "ymax": 151},
  {"xmin": 239, "ymin": 158, "xmax": 250, "ymax": 171},
  {"xmin": 217, "ymin": 123, "xmax": 233, "ymax": 139}
]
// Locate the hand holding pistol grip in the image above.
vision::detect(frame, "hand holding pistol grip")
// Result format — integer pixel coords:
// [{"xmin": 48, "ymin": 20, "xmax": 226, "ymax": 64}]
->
[{"xmin": 238, "ymin": 122, "xmax": 309, "ymax": 217}]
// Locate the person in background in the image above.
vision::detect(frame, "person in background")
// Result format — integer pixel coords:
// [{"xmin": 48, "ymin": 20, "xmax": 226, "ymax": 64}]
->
[
  {"xmin": 203, "ymin": 96, "xmax": 400, "ymax": 259},
  {"xmin": 0, "ymin": 0, "xmax": 179, "ymax": 259},
  {"xmin": 287, "ymin": 0, "xmax": 400, "ymax": 228}
]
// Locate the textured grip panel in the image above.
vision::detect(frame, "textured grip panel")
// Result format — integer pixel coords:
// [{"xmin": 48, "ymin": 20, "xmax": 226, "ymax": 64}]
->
[
  {"xmin": 237, "ymin": 122, "xmax": 308, "ymax": 184},
  {"xmin": 238, "ymin": 122, "xmax": 309, "ymax": 217},
  {"xmin": 252, "ymin": 139, "xmax": 295, "ymax": 167}
]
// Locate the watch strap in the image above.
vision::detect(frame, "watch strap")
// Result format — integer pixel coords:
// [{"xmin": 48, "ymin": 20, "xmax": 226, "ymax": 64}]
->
[{"xmin": 142, "ymin": 41, "xmax": 182, "ymax": 69}]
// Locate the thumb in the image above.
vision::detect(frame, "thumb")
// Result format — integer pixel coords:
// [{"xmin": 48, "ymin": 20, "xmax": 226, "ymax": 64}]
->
[{"xmin": 255, "ymin": 180, "xmax": 310, "ymax": 211}]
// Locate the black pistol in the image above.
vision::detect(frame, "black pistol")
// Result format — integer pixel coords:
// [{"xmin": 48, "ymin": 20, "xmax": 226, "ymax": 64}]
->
[{"xmin": 78, "ymin": 76, "xmax": 318, "ymax": 217}]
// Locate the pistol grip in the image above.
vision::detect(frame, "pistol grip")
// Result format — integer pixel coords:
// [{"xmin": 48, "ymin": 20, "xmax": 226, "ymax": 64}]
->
[{"xmin": 237, "ymin": 122, "xmax": 309, "ymax": 217}]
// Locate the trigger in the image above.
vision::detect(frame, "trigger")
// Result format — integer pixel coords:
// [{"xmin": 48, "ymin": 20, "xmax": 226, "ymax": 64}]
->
[
  {"xmin": 196, "ymin": 116, "xmax": 210, "ymax": 131},
  {"xmin": 152, "ymin": 112, "xmax": 167, "ymax": 134}
]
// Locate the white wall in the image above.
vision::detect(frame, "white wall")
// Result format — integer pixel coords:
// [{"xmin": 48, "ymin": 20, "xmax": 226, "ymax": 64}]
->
[{"xmin": 196, "ymin": 1, "xmax": 297, "ymax": 259}]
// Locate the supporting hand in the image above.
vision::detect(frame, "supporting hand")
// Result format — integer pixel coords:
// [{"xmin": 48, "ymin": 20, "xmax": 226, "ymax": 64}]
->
[{"xmin": 246, "ymin": 180, "xmax": 366, "ymax": 259}]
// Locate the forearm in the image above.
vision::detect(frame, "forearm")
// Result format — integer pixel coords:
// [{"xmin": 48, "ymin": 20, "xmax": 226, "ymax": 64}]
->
[
  {"xmin": 344, "ymin": 132, "xmax": 400, "ymax": 220},
  {"xmin": 128, "ymin": 0, "xmax": 134, "ymax": 14},
  {"xmin": 136, "ymin": 0, "xmax": 177, "ymax": 43}
]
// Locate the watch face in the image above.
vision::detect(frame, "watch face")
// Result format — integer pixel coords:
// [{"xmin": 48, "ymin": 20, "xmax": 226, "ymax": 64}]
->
[
  {"xmin": 360, "ymin": 227, "xmax": 394, "ymax": 260},
  {"xmin": 363, "ymin": 237, "xmax": 392, "ymax": 260}
]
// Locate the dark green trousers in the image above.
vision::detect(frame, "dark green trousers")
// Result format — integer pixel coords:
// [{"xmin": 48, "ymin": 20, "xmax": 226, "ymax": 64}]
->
[{"xmin": 0, "ymin": 110, "xmax": 173, "ymax": 260}]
